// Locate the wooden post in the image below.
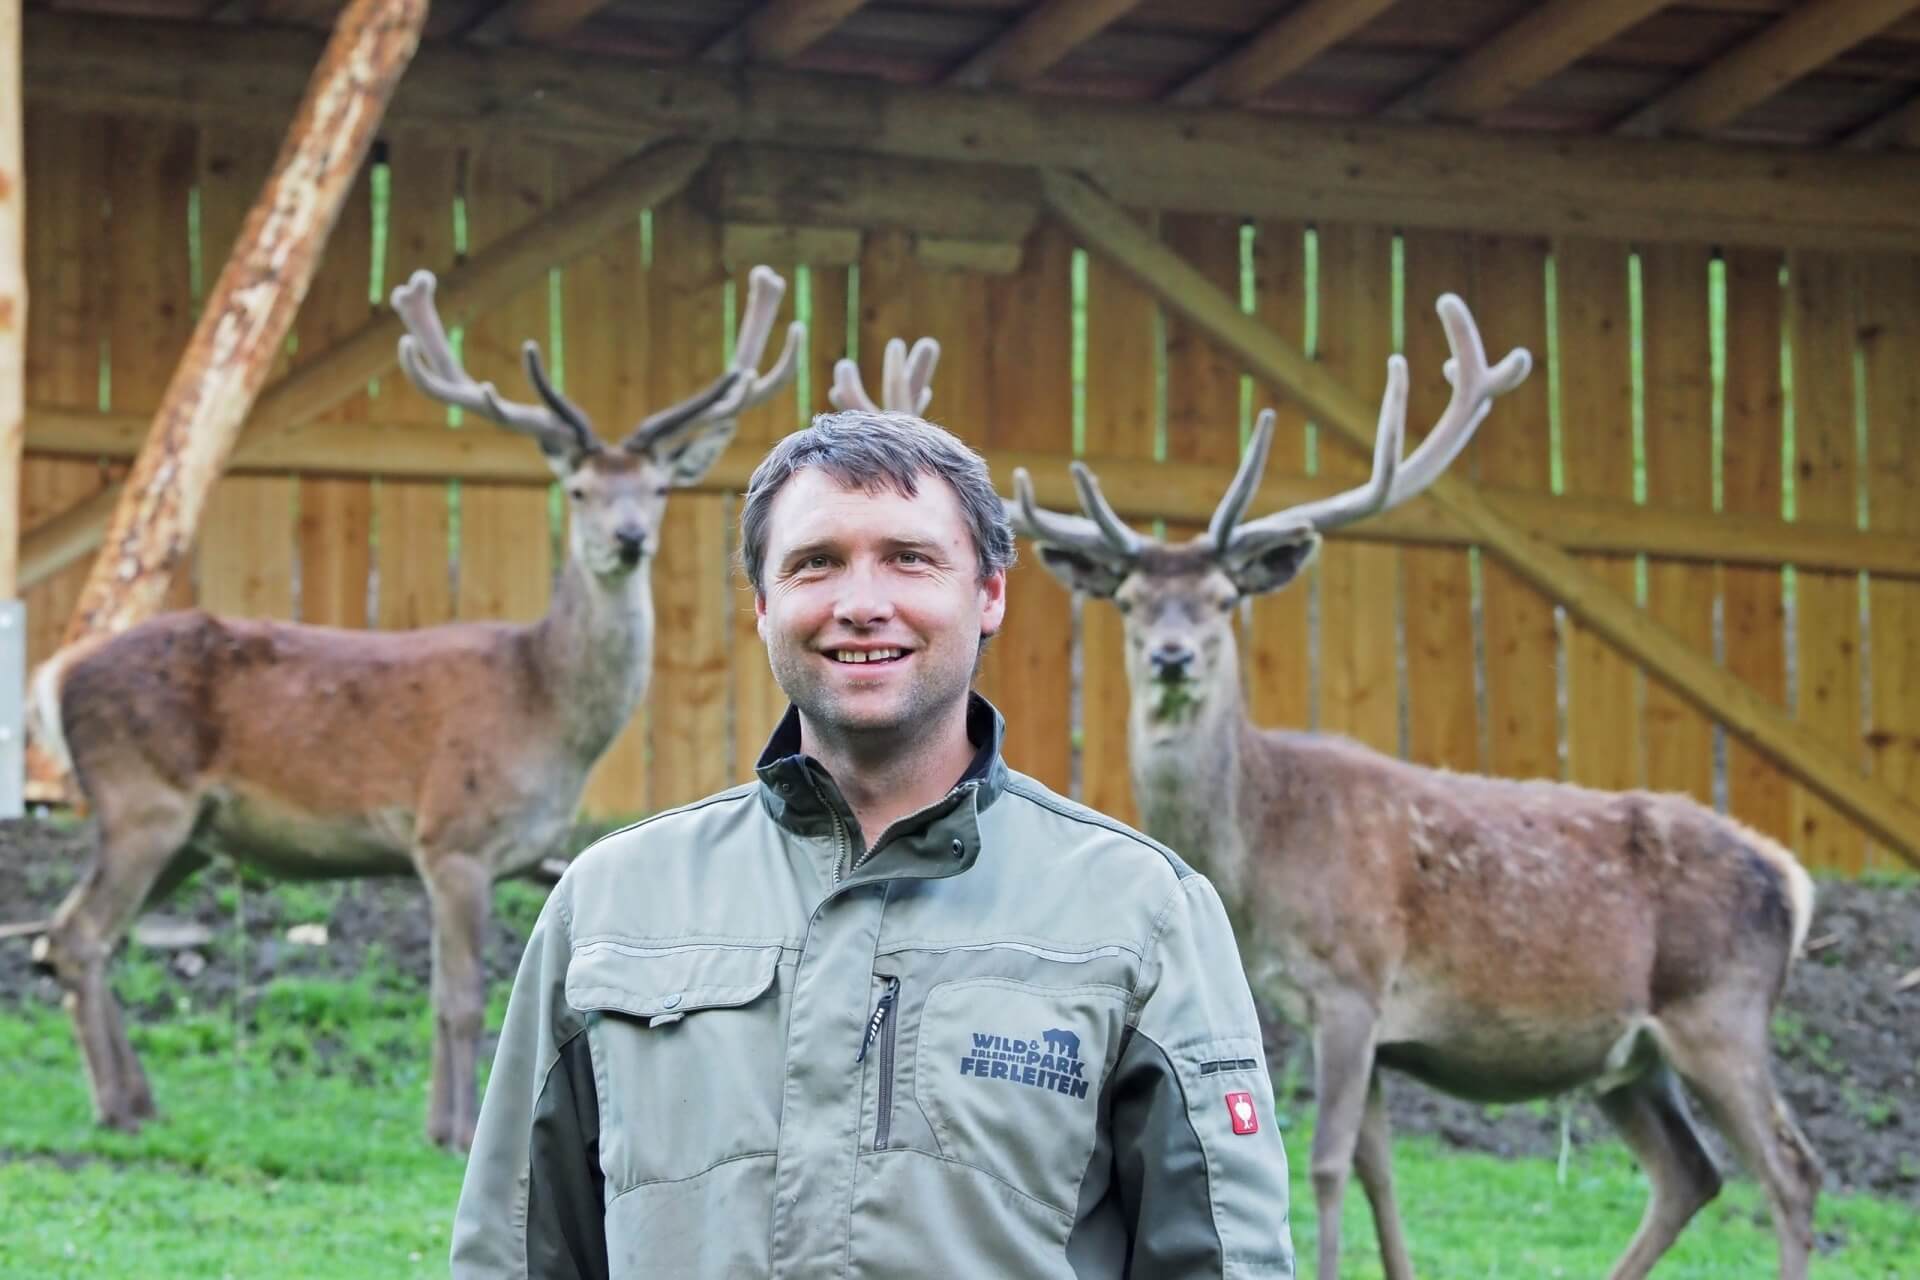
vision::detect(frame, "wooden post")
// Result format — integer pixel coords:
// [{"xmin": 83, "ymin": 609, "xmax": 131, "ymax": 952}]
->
[
  {"xmin": 0, "ymin": 0, "xmax": 23, "ymax": 816},
  {"xmin": 58, "ymin": 0, "xmax": 426, "ymax": 645}
]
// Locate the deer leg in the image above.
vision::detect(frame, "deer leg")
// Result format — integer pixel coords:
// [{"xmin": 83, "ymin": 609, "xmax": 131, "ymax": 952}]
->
[
  {"xmin": 33, "ymin": 802, "xmax": 198, "ymax": 1131},
  {"xmin": 1595, "ymin": 1064, "xmax": 1723, "ymax": 1280},
  {"xmin": 1352, "ymin": 1070, "xmax": 1415, "ymax": 1280},
  {"xmin": 1310, "ymin": 997, "xmax": 1380, "ymax": 1279},
  {"xmin": 108, "ymin": 846, "xmax": 214, "ymax": 1117},
  {"xmin": 423, "ymin": 851, "xmax": 492, "ymax": 1152},
  {"xmin": 1659, "ymin": 1010, "xmax": 1821, "ymax": 1280}
]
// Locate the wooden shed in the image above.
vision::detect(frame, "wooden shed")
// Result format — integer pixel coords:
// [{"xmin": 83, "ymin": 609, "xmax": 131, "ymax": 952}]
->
[{"xmin": 11, "ymin": 0, "xmax": 1920, "ymax": 874}]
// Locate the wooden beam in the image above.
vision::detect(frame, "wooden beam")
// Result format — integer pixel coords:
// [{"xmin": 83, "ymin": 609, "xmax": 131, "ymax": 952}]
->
[
  {"xmin": 1167, "ymin": 0, "xmax": 1397, "ymax": 108},
  {"xmin": 61, "ymin": 0, "xmax": 429, "ymax": 647},
  {"xmin": 506, "ymin": 0, "xmax": 615, "ymax": 44},
  {"xmin": 947, "ymin": 0, "xmax": 1146, "ymax": 90},
  {"xmin": 0, "ymin": 0, "xmax": 19, "ymax": 602},
  {"xmin": 699, "ymin": 145, "xmax": 1039, "ymax": 245},
  {"xmin": 704, "ymin": 0, "xmax": 872, "ymax": 65},
  {"xmin": 27, "ymin": 13, "xmax": 1920, "ymax": 252},
  {"xmin": 1039, "ymin": 167, "xmax": 1920, "ymax": 868},
  {"xmin": 16, "ymin": 139, "xmax": 710, "ymax": 591},
  {"xmin": 1617, "ymin": 0, "xmax": 1920, "ymax": 137},
  {"xmin": 26, "ymin": 406, "xmax": 1920, "ymax": 583},
  {"xmin": 1383, "ymin": 0, "xmax": 1669, "ymax": 122},
  {"xmin": 1844, "ymin": 90, "xmax": 1920, "ymax": 149}
]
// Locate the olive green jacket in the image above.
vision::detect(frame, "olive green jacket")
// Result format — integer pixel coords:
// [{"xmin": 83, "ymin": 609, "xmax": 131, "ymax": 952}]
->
[{"xmin": 452, "ymin": 697, "xmax": 1293, "ymax": 1278}]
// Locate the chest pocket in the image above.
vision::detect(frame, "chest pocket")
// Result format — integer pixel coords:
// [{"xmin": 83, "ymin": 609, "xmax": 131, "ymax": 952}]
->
[
  {"xmin": 566, "ymin": 941, "xmax": 787, "ymax": 1191},
  {"xmin": 911, "ymin": 976, "xmax": 1131, "ymax": 1216}
]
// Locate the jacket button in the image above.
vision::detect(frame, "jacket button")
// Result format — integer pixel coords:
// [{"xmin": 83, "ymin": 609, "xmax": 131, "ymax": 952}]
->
[
  {"xmin": 951, "ymin": 839, "xmax": 965, "ymax": 859},
  {"xmin": 662, "ymin": 993, "xmax": 682, "ymax": 1010}
]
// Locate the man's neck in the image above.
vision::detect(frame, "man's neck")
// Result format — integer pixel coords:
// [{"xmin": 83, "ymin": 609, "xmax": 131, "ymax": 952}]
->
[{"xmin": 801, "ymin": 699, "xmax": 978, "ymax": 849}]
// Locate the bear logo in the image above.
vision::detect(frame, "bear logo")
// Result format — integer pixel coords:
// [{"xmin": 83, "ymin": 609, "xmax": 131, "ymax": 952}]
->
[{"xmin": 1043, "ymin": 1027, "xmax": 1080, "ymax": 1059}]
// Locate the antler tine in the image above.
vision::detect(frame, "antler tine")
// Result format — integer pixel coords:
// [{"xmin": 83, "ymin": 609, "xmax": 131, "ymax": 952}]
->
[
  {"xmin": 830, "ymin": 356, "xmax": 882, "ymax": 413},
  {"xmin": 829, "ymin": 334, "xmax": 943, "ymax": 415},
  {"xmin": 391, "ymin": 269, "xmax": 595, "ymax": 458},
  {"xmin": 623, "ymin": 264, "xmax": 803, "ymax": 453},
  {"xmin": 519, "ymin": 341, "xmax": 599, "ymax": 457},
  {"xmin": 1068, "ymin": 462, "xmax": 1146, "ymax": 557},
  {"xmin": 1006, "ymin": 467, "xmax": 1136, "ymax": 563},
  {"xmin": 901, "ymin": 337, "xmax": 940, "ymax": 414},
  {"xmin": 1383, "ymin": 293, "xmax": 1532, "ymax": 501},
  {"xmin": 1206, "ymin": 409, "xmax": 1277, "ymax": 550}
]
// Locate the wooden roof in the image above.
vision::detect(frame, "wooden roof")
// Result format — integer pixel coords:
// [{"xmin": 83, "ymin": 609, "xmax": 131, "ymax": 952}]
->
[{"xmin": 35, "ymin": 0, "xmax": 1920, "ymax": 152}]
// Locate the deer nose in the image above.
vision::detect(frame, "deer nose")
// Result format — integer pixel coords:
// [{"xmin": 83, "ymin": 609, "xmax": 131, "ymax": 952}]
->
[
  {"xmin": 1148, "ymin": 644, "xmax": 1195, "ymax": 680},
  {"xmin": 615, "ymin": 526, "xmax": 648, "ymax": 564}
]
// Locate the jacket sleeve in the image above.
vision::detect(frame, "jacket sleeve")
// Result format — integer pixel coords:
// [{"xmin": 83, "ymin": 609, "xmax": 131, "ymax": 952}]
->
[
  {"xmin": 451, "ymin": 879, "xmax": 608, "ymax": 1280},
  {"xmin": 1109, "ymin": 873, "xmax": 1295, "ymax": 1279}
]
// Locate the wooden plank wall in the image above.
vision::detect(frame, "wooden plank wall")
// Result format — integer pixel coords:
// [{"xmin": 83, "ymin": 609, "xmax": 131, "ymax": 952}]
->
[{"xmin": 17, "ymin": 110, "xmax": 1920, "ymax": 878}]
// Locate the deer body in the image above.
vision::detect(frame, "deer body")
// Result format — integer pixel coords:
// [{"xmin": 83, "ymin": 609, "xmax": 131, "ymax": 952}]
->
[
  {"xmin": 1012, "ymin": 295, "xmax": 1820, "ymax": 1279},
  {"xmin": 27, "ymin": 263, "xmax": 802, "ymax": 1151}
]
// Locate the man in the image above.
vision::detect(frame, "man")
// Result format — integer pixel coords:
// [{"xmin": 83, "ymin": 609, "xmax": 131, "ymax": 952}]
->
[{"xmin": 452, "ymin": 411, "xmax": 1294, "ymax": 1277}]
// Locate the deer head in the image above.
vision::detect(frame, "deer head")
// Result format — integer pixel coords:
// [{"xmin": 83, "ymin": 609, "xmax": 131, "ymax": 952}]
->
[
  {"xmin": 391, "ymin": 264, "xmax": 803, "ymax": 578},
  {"xmin": 1008, "ymin": 294, "xmax": 1531, "ymax": 732}
]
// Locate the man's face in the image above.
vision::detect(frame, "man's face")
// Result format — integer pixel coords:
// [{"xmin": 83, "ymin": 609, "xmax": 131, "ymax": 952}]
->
[{"xmin": 756, "ymin": 467, "xmax": 1007, "ymax": 741}]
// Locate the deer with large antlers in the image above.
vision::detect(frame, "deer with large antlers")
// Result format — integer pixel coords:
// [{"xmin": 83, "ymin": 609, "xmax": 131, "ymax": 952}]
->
[
  {"xmin": 24, "ymin": 265, "xmax": 801, "ymax": 1151},
  {"xmin": 1009, "ymin": 295, "xmax": 1820, "ymax": 1279}
]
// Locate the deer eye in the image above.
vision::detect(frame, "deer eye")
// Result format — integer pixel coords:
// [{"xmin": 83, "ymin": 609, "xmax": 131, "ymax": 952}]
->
[
  {"xmin": 1115, "ymin": 599, "xmax": 1133, "ymax": 615},
  {"xmin": 655, "ymin": 484, "xmax": 670, "ymax": 497},
  {"xmin": 567, "ymin": 485, "xmax": 586, "ymax": 501},
  {"xmin": 1218, "ymin": 595, "xmax": 1238, "ymax": 613}
]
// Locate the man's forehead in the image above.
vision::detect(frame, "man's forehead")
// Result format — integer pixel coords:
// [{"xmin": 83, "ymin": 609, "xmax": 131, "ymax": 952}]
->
[{"xmin": 769, "ymin": 465, "xmax": 965, "ymax": 531}]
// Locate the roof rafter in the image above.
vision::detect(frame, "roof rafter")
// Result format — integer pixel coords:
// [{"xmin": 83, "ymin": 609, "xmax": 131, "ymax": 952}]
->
[
  {"xmin": 505, "ymin": 0, "xmax": 616, "ymax": 44},
  {"xmin": 1383, "ymin": 0, "xmax": 1670, "ymax": 122},
  {"xmin": 1167, "ymin": 0, "xmax": 1397, "ymax": 108},
  {"xmin": 703, "ymin": 0, "xmax": 872, "ymax": 65},
  {"xmin": 1843, "ymin": 89, "xmax": 1920, "ymax": 149},
  {"xmin": 947, "ymin": 0, "xmax": 1147, "ymax": 89},
  {"xmin": 1617, "ymin": 0, "xmax": 1920, "ymax": 136}
]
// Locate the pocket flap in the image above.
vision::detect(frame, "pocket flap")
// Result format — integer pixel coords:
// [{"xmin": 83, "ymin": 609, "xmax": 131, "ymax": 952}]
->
[{"xmin": 566, "ymin": 942, "xmax": 780, "ymax": 1023}]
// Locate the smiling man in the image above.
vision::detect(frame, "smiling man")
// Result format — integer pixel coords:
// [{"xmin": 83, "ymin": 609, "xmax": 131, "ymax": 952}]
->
[{"xmin": 452, "ymin": 411, "xmax": 1295, "ymax": 1279}]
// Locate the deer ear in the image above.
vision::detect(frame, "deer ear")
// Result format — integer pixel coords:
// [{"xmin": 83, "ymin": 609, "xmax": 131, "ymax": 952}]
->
[
  {"xmin": 659, "ymin": 419, "xmax": 740, "ymax": 486},
  {"xmin": 1222, "ymin": 528, "xmax": 1320, "ymax": 596},
  {"xmin": 1035, "ymin": 544, "xmax": 1129, "ymax": 599}
]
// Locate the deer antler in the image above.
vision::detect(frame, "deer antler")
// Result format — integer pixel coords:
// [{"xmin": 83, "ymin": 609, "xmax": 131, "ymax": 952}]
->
[
  {"xmin": 830, "ymin": 336, "xmax": 942, "ymax": 415},
  {"xmin": 1219, "ymin": 292, "xmax": 1531, "ymax": 553},
  {"xmin": 392, "ymin": 269, "xmax": 600, "ymax": 460},
  {"xmin": 623, "ymin": 264, "xmax": 804, "ymax": 455},
  {"xmin": 1005, "ymin": 463, "xmax": 1144, "ymax": 566}
]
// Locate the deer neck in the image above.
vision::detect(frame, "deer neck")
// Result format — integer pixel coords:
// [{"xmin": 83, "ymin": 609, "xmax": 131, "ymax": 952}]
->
[
  {"xmin": 1127, "ymin": 647, "xmax": 1254, "ymax": 904},
  {"xmin": 531, "ymin": 554, "xmax": 656, "ymax": 757}
]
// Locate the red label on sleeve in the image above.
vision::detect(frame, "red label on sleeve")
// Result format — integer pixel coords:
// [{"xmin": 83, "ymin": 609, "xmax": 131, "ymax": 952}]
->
[{"xmin": 1225, "ymin": 1091, "xmax": 1259, "ymax": 1135}]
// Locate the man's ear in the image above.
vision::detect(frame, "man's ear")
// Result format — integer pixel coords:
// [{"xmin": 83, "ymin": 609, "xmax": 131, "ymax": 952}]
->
[
  {"xmin": 1033, "ymin": 544, "xmax": 1130, "ymax": 599},
  {"xmin": 1221, "ymin": 528, "xmax": 1320, "ymax": 597}
]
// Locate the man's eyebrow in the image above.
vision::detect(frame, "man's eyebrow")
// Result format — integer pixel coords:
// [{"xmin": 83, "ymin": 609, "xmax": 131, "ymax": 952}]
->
[
  {"xmin": 777, "ymin": 537, "xmax": 841, "ymax": 567},
  {"xmin": 883, "ymin": 535, "xmax": 948, "ymax": 556}
]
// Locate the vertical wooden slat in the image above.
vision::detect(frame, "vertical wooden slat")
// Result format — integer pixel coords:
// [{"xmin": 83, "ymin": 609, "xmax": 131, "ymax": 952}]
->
[
  {"xmin": 646, "ymin": 197, "xmax": 731, "ymax": 810},
  {"xmin": 107, "ymin": 116, "xmax": 198, "ymax": 614},
  {"xmin": 1721, "ymin": 248, "xmax": 1792, "ymax": 844},
  {"xmin": 1858, "ymin": 252, "xmax": 1920, "ymax": 872},
  {"xmin": 1080, "ymin": 218, "xmax": 1160, "ymax": 825},
  {"xmin": 290, "ymin": 155, "xmax": 376, "ymax": 628},
  {"xmin": 1314, "ymin": 224, "xmax": 1400, "ymax": 754},
  {"xmin": 375, "ymin": 139, "xmax": 458, "ymax": 630},
  {"xmin": 556, "ymin": 145, "xmax": 649, "ymax": 820},
  {"xmin": 1471, "ymin": 235, "xmax": 1559, "ymax": 782},
  {"xmin": 1640, "ymin": 243, "xmax": 1716, "ymax": 803},
  {"xmin": 22, "ymin": 110, "xmax": 111, "ymax": 668},
  {"xmin": 456, "ymin": 141, "xmax": 554, "ymax": 626},
  {"xmin": 1162, "ymin": 214, "xmax": 1244, "ymax": 481},
  {"xmin": 194, "ymin": 128, "xmax": 295, "ymax": 620},
  {"xmin": 1786, "ymin": 250, "xmax": 1864, "ymax": 874},
  {"xmin": 1556, "ymin": 237, "xmax": 1641, "ymax": 791},
  {"xmin": 1245, "ymin": 221, "xmax": 1312, "ymax": 735},
  {"xmin": 981, "ymin": 225, "xmax": 1074, "ymax": 793},
  {"xmin": 1402, "ymin": 231, "xmax": 1482, "ymax": 772}
]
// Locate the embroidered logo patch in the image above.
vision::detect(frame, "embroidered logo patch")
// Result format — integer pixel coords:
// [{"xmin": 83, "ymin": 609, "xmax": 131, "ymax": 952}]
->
[
  {"xmin": 1226, "ymin": 1091, "xmax": 1259, "ymax": 1135},
  {"xmin": 959, "ymin": 1027, "xmax": 1090, "ymax": 1100}
]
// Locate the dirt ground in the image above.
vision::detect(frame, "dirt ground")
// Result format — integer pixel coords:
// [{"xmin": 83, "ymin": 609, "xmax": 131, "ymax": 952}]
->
[{"xmin": 3, "ymin": 814, "xmax": 1915, "ymax": 1202}]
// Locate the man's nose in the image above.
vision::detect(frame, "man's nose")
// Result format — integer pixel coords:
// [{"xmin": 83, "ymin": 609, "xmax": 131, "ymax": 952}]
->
[
  {"xmin": 1148, "ymin": 643, "xmax": 1195, "ymax": 680},
  {"xmin": 833, "ymin": 565, "xmax": 896, "ymax": 627}
]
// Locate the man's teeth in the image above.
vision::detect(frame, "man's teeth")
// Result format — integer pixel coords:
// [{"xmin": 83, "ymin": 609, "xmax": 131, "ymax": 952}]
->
[{"xmin": 834, "ymin": 648, "xmax": 903, "ymax": 664}]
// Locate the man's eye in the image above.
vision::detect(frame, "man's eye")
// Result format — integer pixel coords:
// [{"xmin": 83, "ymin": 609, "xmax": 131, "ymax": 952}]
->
[
  {"xmin": 898, "ymin": 552, "xmax": 923, "ymax": 564},
  {"xmin": 804, "ymin": 555, "xmax": 832, "ymax": 569}
]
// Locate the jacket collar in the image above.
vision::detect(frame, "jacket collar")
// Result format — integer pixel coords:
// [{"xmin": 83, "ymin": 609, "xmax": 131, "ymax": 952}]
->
[{"xmin": 753, "ymin": 693, "xmax": 1011, "ymax": 884}]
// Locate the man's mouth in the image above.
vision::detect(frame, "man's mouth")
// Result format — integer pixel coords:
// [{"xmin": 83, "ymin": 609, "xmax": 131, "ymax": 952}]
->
[{"xmin": 828, "ymin": 647, "xmax": 908, "ymax": 665}]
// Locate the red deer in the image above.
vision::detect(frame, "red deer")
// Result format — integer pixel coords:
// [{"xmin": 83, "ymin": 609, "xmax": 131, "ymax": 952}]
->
[
  {"xmin": 1007, "ymin": 294, "xmax": 1820, "ymax": 1279},
  {"xmin": 25, "ymin": 263, "xmax": 802, "ymax": 1151}
]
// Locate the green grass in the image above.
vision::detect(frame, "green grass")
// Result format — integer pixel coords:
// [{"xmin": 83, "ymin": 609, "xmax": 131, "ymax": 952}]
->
[{"xmin": 1, "ymin": 977, "xmax": 1915, "ymax": 1278}]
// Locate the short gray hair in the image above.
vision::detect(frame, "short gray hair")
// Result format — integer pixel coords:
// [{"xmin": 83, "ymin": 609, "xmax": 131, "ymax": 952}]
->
[{"xmin": 739, "ymin": 410, "xmax": 1016, "ymax": 594}]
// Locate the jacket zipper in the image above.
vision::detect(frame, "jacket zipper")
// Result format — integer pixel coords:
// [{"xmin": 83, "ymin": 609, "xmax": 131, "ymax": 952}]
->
[
  {"xmin": 855, "ymin": 975, "xmax": 900, "ymax": 1150},
  {"xmin": 807, "ymin": 771, "xmax": 854, "ymax": 886}
]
